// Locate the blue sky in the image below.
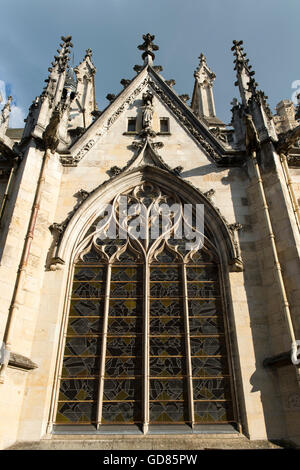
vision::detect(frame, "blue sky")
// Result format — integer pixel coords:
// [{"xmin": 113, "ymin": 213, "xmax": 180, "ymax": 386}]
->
[{"xmin": 0, "ymin": 0, "xmax": 298, "ymax": 127}]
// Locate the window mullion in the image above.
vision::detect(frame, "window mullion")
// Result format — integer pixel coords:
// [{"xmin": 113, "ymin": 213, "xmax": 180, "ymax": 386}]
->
[
  {"xmin": 143, "ymin": 260, "xmax": 149, "ymax": 434},
  {"xmin": 96, "ymin": 262, "xmax": 111, "ymax": 429},
  {"xmin": 182, "ymin": 263, "xmax": 194, "ymax": 428}
]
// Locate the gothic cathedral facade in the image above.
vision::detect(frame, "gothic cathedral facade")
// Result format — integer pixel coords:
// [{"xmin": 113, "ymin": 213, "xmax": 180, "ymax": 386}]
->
[{"xmin": 0, "ymin": 34, "xmax": 300, "ymax": 449}]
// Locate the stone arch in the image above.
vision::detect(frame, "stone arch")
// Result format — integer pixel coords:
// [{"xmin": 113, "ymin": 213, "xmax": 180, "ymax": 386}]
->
[{"xmin": 51, "ymin": 165, "xmax": 241, "ymax": 272}]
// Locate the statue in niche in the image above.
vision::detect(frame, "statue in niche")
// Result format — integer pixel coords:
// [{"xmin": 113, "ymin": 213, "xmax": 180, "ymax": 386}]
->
[{"xmin": 142, "ymin": 91, "xmax": 154, "ymax": 130}]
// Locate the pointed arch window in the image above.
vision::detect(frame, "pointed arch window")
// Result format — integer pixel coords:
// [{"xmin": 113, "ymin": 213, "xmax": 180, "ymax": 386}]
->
[{"xmin": 55, "ymin": 182, "xmax": 236, "ymax": 430}]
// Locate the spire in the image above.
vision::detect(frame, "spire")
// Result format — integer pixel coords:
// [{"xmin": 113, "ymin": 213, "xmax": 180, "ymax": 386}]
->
[
  {"xmin": 231, "ymin": 40, "xmax": 256, "ymax": 106},
  {"xmin": 191, "ymin": 53, "xmax": 218, "ymax": 123},
  {"xmin": 69, "ymin": 48, "xmax": 97, "ymax": 129},
  {"xmin": 22, "ymin": 35, "xmax": 74, "ymax": 141},
  {"xmin": 137, "ymin": 33, "xmax": 159, "ymax": 65},
  {"xmin": 231, "ymin": 40, "xmax": 276, "ymax": 143},
  {"xmin": 41, "ymin": 35, "xmax": 73, "ymax": 106}
]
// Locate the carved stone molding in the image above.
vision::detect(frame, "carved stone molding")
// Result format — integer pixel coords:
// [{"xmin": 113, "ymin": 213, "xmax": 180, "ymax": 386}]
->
[
  {"xmin": 61, "ymin": 79, "xmax": 150, "ymax": 166},
  {"xmin": 49, "ymin": 256, "xmax": 65, "ymax": 271},
  {"xmin": 106, "ymin": 78, "xmax": 148, "ymax": 129},
  {"xmin": 287, "ymin": 155, "xmax": 300, "ymax": 167}
]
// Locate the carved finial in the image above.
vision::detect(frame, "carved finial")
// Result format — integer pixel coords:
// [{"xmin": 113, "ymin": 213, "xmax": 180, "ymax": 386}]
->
[
  {"xmin": 199, "ymin": 53, "xmax": 206, "ymax": 64},
  {"xmin": 192, "ymin": 52, "xmax": 217, "ymax": 118},
  {"xmin": 194, "ymin": 52, "xmax": 216, "ymax": 82},
  {"xmin": 85, "ymin": 48, "xmax": 92, "ymax": 58},
  {"xmin": 231, "ymin": 40, "xmax": 257, "ymax": 106},
  {"xmin": 137, "ymin": 33, "xmax": 159, "ymax": 64}
]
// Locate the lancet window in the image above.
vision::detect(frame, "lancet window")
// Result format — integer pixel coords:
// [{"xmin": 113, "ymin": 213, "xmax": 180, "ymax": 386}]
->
[{"xmin": 54, "ymin": 182, "xmax": 236, "ymax": 430}]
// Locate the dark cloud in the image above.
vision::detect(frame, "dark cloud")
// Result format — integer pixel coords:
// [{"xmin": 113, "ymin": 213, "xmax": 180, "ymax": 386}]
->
[{"xmin": 0, "ymin": 0, "xmax": 298, "ymax": 125}]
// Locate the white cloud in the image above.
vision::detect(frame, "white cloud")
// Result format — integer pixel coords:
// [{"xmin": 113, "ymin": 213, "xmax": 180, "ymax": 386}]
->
[
  {"xmin": 0, "ymin": 79, "xmax": 25, "ymax": 128},
  {"xmin": 10, "ymin": 105, "xmax": 25, "ymax": 128},
  {"xmin": 0, "ymin": 80, "xmax": 6, "ymax": 104}
]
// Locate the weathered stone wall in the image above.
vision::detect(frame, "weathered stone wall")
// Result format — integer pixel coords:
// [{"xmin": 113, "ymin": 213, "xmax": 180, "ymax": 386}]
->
[{"xmin": 0, "ymin": 143, "xmax": 62, "ymax": 449}]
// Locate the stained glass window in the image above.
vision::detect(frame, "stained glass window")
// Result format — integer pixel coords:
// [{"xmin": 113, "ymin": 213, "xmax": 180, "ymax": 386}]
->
[{"xmin": 55, "ymin": 182, "xmax": 236, "ymax": 430}]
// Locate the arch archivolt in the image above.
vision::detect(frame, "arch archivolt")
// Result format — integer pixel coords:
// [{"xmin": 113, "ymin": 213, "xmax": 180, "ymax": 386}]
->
[
  {"xmin": 51, "ymin": 166, "xmax": 240, "ymax": 271},
  {"xmin": 48, "ymin": 165, "xmax": 242, "ymax": 430}
]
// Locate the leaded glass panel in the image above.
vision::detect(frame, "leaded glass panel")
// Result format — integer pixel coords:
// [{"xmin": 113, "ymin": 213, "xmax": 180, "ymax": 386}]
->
[{"xmin": 55, "ymin": 182, "xmax": 236, "ymax": 429}]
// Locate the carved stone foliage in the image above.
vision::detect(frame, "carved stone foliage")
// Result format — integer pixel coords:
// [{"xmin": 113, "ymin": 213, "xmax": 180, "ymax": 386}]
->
[
  {"xmin": 106, "ymin": 94, "xmax": 116, "ymax": 102},
  {"xmin": 166, "ymin": 79, "xmax": 176, "ymax": 88},
  {"xmin": 173, "ymin": 166, "xmax": 183, "ymax": 175},
  {"xmin": 179, "ymin": 94, "xmax": 190, "ymax": 103},
  {"xmin": 49, "ymin": 189, "xmax": 90, "ymax": 252},
  {"xmin": 133, "ymin": 65, "xmax": 143, "ymax": 74},
  {"xmin": 108, "ymin": 166, "xmax": 122, "ymax": 177},
  {"xmin": 204, "ymin": 189, "xmax": 215, "ymax": 200},
  {"xmin": 120, "ymin": 79, "xmax": 131, "ymax": 88}
]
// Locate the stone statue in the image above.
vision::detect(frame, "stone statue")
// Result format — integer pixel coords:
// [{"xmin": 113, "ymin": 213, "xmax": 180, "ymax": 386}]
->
[
  {"xmin": 142, "ymin": 91, "xmax": 154, "ymax": 129},
  {"xmin": 0, "ymin": 96, "xmax": 12, "ymax": 136}
]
